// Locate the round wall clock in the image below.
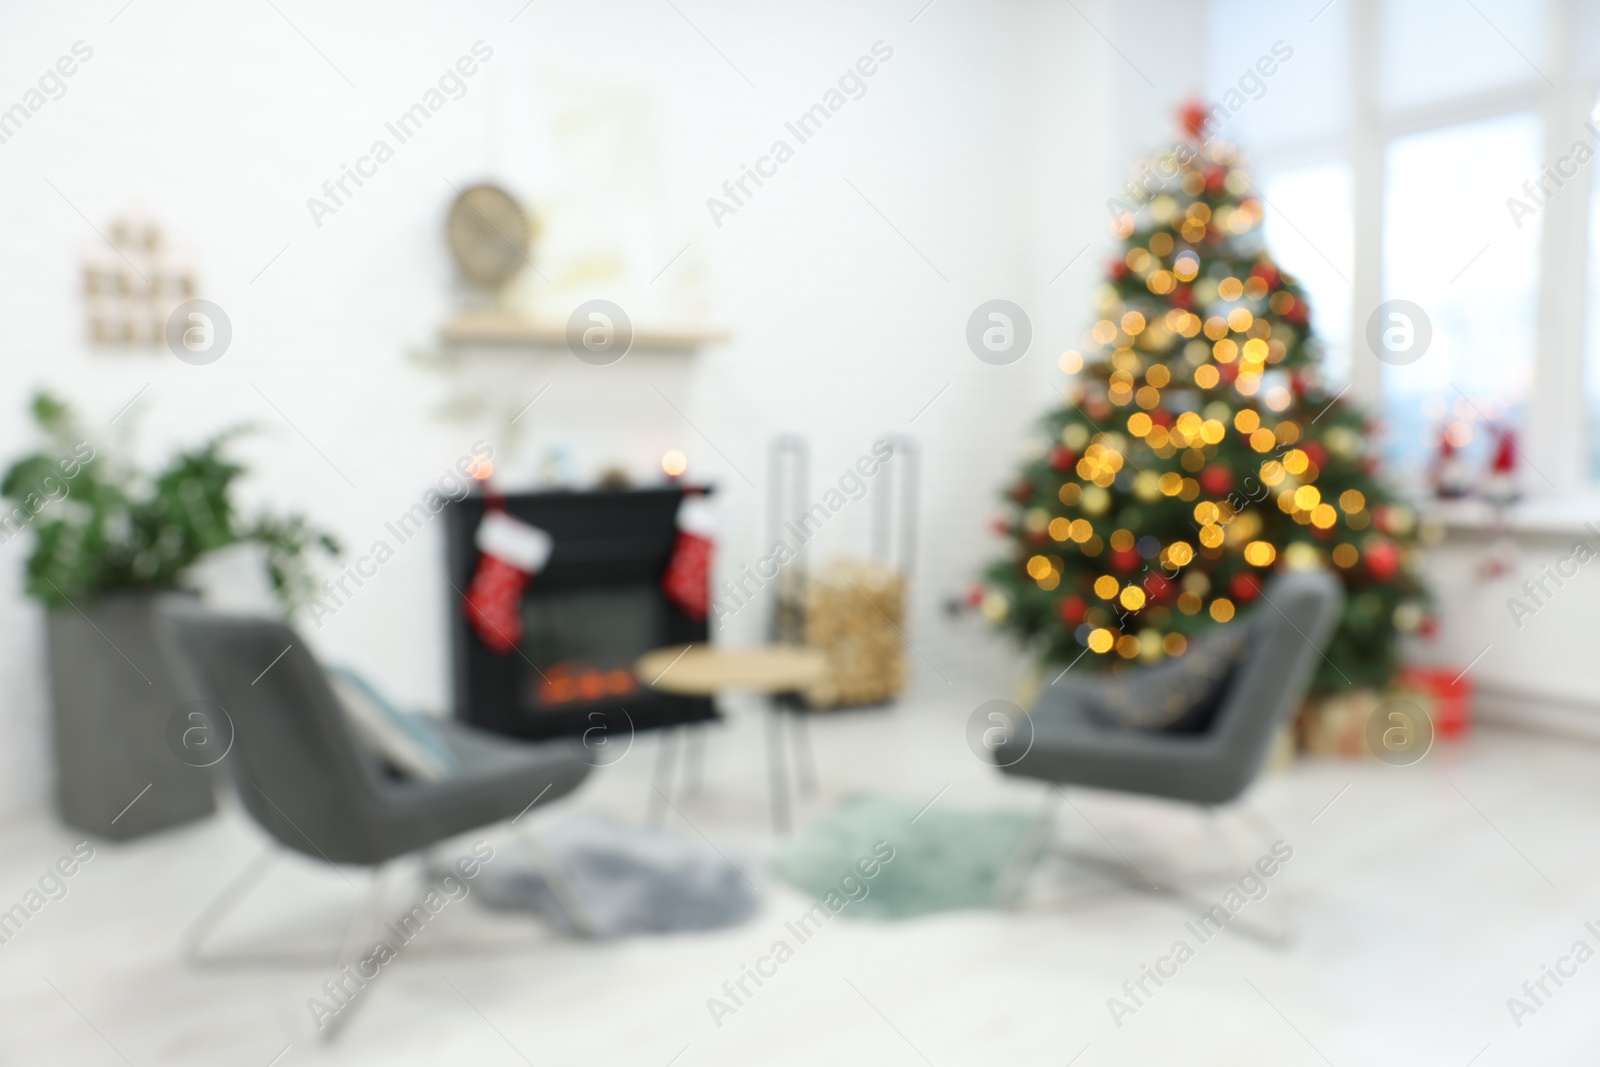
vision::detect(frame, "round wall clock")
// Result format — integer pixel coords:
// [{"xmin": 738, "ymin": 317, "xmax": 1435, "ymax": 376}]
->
[{"xmin": 446, "ymin": 183, "xmax": 534, "ymax": 291}]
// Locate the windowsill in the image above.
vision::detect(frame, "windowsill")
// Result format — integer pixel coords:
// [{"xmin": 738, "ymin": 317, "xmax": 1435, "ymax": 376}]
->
[{"xmin": 1421, "ymin": 497, "xmax": 1600, "ymax": 538}]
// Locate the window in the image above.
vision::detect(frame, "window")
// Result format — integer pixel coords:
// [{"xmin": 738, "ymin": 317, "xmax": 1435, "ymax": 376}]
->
[
  {"xmin": 1380, "ymin": 0, "xmax": 1546, "ymax": 111},
  {"xmin": 1204, "ymin": 0, "xmax": 1349, "ymax": 148},
  {"xmin": 1584, "ymin": 100, "xmax": 1600, "ymax": 479},
  {"xmin": 1204, "ymin": 0, "xmax": 1593, "ymax": 499},
  {"xmin": 1259, "ymin": 163, "xmax": 1355, "ymax": 388},
  {"xmin": 1381, "ymin": 113, "xmax": 1543, "ymax": 490}
]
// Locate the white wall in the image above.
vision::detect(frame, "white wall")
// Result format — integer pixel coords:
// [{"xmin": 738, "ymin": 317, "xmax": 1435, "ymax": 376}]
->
[
  {"xmin": 0, "ymin": 0, "xmax": 1199, "ymax": 818},
  {"xmin": 1408, "ymin": 515, "xmax": 1600, "ymax": 737}
]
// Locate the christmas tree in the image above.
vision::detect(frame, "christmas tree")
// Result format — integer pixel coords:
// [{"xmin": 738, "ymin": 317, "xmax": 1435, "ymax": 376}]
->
[{"xmin": 982, "ymin": 111, "xmax": 1427, "ymax": 696}]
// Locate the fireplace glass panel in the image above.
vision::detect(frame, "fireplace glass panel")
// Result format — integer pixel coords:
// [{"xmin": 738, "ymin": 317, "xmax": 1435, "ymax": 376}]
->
[{"xmin": 520, "ymin": 583, "xmax": 662, "ymax": 711}]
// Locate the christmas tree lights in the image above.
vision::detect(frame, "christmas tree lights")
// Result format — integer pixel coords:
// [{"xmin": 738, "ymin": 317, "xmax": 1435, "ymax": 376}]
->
[{"xmin": 982, "ymin": 118, "xmax": 1428, "ymax": 696}]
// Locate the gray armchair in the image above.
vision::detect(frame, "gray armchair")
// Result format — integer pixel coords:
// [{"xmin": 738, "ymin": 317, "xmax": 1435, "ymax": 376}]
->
[
  {"xmin": 163, "ymin": 608, "xmax": 589, "ymax": 864},
  {"xmin": 997, "ymin": 570, "xmax": 1342, "ymax": 800},
  {"xmin": 992, "ymin": 570, "xmax": 1343, "ymax": 918},
  {"xmin": 159, "ymin": 606, "xmax": 593, "ymax": 1035}
]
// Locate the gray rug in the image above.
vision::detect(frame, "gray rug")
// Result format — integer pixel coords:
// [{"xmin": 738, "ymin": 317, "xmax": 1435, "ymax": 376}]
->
[{"xmin": 468, "ymin": 811, "xmax": 761, "ymax": 938}]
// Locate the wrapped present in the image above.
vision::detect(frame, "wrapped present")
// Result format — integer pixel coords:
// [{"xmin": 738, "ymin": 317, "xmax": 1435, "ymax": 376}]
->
[
  {"xmin": 1399, "ymin": 666, "xmax": 1472, "ymax": 738},
  {"xmin": 1297, "ymin": 689, "xmax": 1380, "ymax": 758}
]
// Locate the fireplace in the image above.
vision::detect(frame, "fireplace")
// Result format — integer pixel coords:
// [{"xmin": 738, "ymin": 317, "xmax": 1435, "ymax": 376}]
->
[{"xmin": 446, "ymin": 487, "xmax": 717, "ymax": 741}]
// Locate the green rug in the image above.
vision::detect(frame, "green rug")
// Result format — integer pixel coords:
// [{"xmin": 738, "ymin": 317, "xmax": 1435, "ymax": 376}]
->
[{"xmin": 772, "ymin": 793, "xmax": 1037, "ymax": 919}]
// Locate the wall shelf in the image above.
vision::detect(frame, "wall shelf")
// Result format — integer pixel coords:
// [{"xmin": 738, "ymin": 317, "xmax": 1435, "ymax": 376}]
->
[{"xmin": 439, "ymin": 312, "xmax": 728, "ymax": 352}]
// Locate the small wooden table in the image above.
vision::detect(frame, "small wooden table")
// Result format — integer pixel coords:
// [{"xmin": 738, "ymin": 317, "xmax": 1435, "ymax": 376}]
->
[{"xmin": 635, "ymin": 644, "xmax": 827, "ymax": 833}]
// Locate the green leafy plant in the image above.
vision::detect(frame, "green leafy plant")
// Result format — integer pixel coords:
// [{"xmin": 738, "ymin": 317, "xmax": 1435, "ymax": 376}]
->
[{"xmin": 1, "ymin": 392, "xmax": 339, "ymax": 610}]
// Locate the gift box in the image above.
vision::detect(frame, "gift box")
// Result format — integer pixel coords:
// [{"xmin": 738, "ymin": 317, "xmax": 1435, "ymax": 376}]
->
[{"xmin": 1399, "ymin": 666, "xmax": 1472, "ymax": 738}]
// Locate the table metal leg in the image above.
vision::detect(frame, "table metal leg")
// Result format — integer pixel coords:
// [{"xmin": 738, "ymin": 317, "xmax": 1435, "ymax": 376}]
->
[
  {"xmin": 790, "ymin": 711, "xmax": 818, "ymax": 799},
  {"xmin": 683, "ymin": 723, "xmax": 707, "ymax": 797},
  {"xmin": 765, "ymin": 706, "xmax": 791, "ymax": 834},
  {"xmin": 646, "ymin": 727, "xmax": 681, "ymax": 825}
]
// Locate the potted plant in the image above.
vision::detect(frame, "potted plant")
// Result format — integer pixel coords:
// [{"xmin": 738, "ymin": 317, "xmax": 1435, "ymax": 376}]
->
[{"xmin": 2, "ymin": 393, "xmax": 338, "ymax": 839}]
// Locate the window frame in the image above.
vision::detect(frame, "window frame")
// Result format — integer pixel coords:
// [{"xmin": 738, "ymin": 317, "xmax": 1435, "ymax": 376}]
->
[{"xmin": 1221, "ymin": 0, "xmax": 1594, "ymax": 500}]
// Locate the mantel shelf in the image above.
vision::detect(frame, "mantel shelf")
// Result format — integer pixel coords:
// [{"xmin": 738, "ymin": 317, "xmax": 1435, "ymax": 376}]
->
[{"xmin": 439, "ymin": 313, "xmax": 729, "ymax": 352}]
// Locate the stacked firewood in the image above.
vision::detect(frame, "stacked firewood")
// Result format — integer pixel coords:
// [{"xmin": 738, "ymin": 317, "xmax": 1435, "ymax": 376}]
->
[{"xmin": 799, "ymin": 557, "xmax": 907, "ymax": 709}]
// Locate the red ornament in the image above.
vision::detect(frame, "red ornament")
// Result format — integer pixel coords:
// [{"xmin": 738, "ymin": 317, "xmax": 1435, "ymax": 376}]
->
[
  {"xmin": 1025, "ymin": 529, "xmax": 1049, "ymax": 546},
  {"xmin": 1049, "ymin": 445, "xmax": 1074, "ymax": 471},
  {"xmin": 965, "ymin": 584, "xmax": 986, "ymax": 608},
  {"xmin": 1489, "ymin": 427, "xmax": 1517, "ymax": 474},
  {"xmin": 1287, "ymin": 300, "xmax": 1309, "ymax": 327},
  {"xmin": 1143, "ymin": 574, "xmax": 1172, "ymax": 602},
  {"xmin": 1483, "ymin": 425, "xmax": 1521, "ymax": 505},
  {"xmin": 1178, "ymin": 99, "xmax": 1210, "ymax": 141},
  {"xmin": 1109, "ymin": 260, "xmax": 1129, "ymax": 281},
  {"xmin": 1231, "ymin": 572, "xmax": 1261, "ymax": 602},
  {"xmin": 991, "ymin": 517, "xmax": 1011, "ymax": 536},
  {"xmin": 1200, "ymin": 464, "xmax": 1233, "ymax": 497},
  {"xmin": 1301, "ymin": 441, "xmax": 1328, "ymax": 470},
  {"xmin": 1418, "ymin": 616, "xmax": 1440, "ymax": 639},
  {"xmin": 1149, "ymin": 408, "xmax": 1174, "ymax": 427},
  {"xmin": 1366, "ymin": 538, "xmax": 1401, "ymax": 582},
  {"xmin": 1110, "ymin": 547, "xmax": 1140, "ymax": 573},
  {"xmin": 1204, "ymin": 166, "xmax": 1226, "ymax": 193},
  {"xmin": 1432, "ymin": 428, "xmax": 1472, "ymax": 499},
  {"xmin": 1219, "ymin": 361, "xmax": 1240, "ymax": 384},
  {"xmin": 1171, "ymin": 285, "xmax": 1194, "ymax": 310},
  {"xmin": 1057, "ymin": 595, "xmax": 1087, "ymax": 626},
  {"xmin": 1251, "ymin": 264, "xmax": 1280, "ymax": 289},
  {"xmin": 1010, "ymin": 481, "xmax": 1033, "ymax": 503}
]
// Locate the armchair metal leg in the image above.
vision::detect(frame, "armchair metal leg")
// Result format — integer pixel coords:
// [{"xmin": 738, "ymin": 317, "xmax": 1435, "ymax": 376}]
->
[
  {"xmin": 1011, "ymin": 790, "xmax": 1293, "ymax": 947},
  {"xmin": 184, "ymin": 839, "xmax": 571, "ymax": 970},
  {"xmin": 316, "ymin": 862, "xmax": 394, "ymax": 1043},
  {"xmin": 513, "ymin": 826, "xmax": 595, "ymax": 939},
  {"xmin": 1198, "ymin": 807, "xmax": 1292, "ymax": 947},
  {"xmin": 992, "ymin": 785, "xmax": 1061, "ymax": 908},
  {"xmin": 183, "ymin": 831, "xmax": 586, "ymax": 1041},
  {"xmin": 1236, "ymin": 804, "xmax": 1291, "ymax": 858},
  {"xmin": 183, "ymin": 847, "xmax": 282, "ymax": 966},
  {"xmin": 333, "ymin": 861, "xmax": 393, "ymax": 967},
  {"xmin": 185, "ymin": 848, "xmax": 400, "ymax": 971}
]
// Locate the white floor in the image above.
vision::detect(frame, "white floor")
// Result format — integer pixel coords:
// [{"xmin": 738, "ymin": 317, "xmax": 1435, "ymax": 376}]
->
[{"xmin": 1, "ymin": 682, "xmax": 1596, "ymax": 1066}]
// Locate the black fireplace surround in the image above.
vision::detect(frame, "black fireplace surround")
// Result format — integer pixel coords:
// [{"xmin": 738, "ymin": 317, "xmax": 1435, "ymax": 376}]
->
[{"xmin": 446, "ymin": 487, "xmax": 717, "ymax": 742}]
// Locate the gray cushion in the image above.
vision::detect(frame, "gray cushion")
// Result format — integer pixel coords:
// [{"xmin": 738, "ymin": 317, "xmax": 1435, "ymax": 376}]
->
[
  {"xmin": 1084, "ymin": 625, "xmax": 1251, "ymax": 734},
  {"xmin": 995, "ymin": 571, "xmax": 1343, "ymax": 806},
  {"xmin": 325, "ymin": 666, "xmax": 455, "ymax": 781}
]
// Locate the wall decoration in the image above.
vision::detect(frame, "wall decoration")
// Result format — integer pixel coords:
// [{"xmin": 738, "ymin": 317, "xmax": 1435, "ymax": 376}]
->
[
  {"xmin": 446, "ymin": 183, "xmax": 535, "ymax": 294},
  {"xmin": 82, "ymin": 217, "xmax": 196, "ymax": 348}
]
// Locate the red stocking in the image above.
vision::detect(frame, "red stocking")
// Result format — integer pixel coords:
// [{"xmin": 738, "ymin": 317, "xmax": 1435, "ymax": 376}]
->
[
  {"xmin": 463, "ymin": 511, "xmax": 553, "ymax": 653},
  {"xmin": 662, "ymin": 494, "xmax": 716, "ymax": 621}
]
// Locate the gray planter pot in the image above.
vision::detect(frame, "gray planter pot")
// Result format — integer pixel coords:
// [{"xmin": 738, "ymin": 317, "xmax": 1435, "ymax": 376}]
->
[{"xmin": 48, "ymin": 590, "xmax": 216, "ymax": 840}]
